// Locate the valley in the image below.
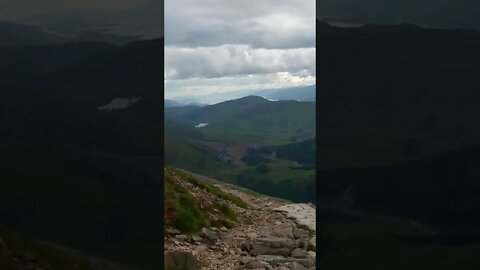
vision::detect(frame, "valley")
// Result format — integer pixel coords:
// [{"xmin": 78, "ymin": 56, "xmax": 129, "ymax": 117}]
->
[{"xmin": 164, "ymin": 96, "xmax": 316, "ymax": 204}]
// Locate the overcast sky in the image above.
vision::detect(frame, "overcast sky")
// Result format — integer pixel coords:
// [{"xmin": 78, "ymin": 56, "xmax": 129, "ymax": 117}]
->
[{"xmin": 165, "ymin": 0, "xmax": 315, "ymax": 99}]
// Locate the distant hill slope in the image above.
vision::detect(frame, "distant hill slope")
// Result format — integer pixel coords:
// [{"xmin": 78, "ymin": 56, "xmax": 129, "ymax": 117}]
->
[
  {"xmin": 0, "ymin": 34, "xmax": 163, "ymax": 270},
  {"xmin": 317, "ymin": 20, "xmax": 480, "ymax": 168},
  {"xmin": 317, "ymin": 0, "xmax": 480, "ymax": 29},
  {"xmin": 170, "ymin": 85, "xmax": 316, "ymax": 105},
  {"xmin": 0, "ymin": 21, "xmax": 66, "ymax": 48},
  {"xmin": 259, "ymin": 85, "xmax": 315, "ymax": 101},
  {"xmin": 317, "ymin": 145, "xmax": 480, "ymax": 234},
  {"xmin": 168, "ymin": 96, "xmax": 315, "ymax": 144}
]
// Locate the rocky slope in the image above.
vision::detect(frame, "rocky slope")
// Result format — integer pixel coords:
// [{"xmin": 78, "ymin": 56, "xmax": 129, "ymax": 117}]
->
[{"xmin": 164, "ymin": 167, "xmax": 316, "ymax": 270}]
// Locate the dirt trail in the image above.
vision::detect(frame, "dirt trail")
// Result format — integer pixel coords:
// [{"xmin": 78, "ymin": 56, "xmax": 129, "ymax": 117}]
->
[{"xmin": 165, "ymin": 170, "xmax": 317, "ymax": 270}]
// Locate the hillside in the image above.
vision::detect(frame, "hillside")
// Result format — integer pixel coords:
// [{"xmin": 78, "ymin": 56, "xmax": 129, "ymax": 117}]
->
[
  {"xmin": 317, "ymin": 20, "xmax": 480, "ymax": 169},
  {"xmin": 313, "ymin": 21, "xmax": 480, "ymax": 269},
  {"xmin": 0, "ymin": 21, "xmax": 66, "ymax": 48},
  {"xmin": 0, "ymin": 29, "xmax": 164, "ymax": 269},
  {"xmin": 164, "ymin": 96, "xmax": 316, "ymax": 203},
  {"xmin": 167, "ymin": 96, "xmax": 315, "ymax": 144},
  {"xmin": 164, "ymin": 166, "xmax": 316, "ymax": 270}
]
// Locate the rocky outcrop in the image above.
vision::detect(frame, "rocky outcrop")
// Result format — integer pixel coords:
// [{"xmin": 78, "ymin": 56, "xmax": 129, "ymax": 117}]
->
[{"xmin": 164, "ymin": 168, "xmax": 316, "ymax": 270}]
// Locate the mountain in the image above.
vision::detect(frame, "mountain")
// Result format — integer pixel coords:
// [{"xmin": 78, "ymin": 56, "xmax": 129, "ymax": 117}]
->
[
  {"xmin": 0, "ymin": 36, "xmax": 164, "ymax": 269},
  {"xmin": 317, "ymin": 0, "xmax": 480, "ymax": 29},
  {"xmin": 21, "ymin": 2, "xmax": 163, "ymax": 39},
  {"xmin": 165, "ymin": 99, "xmax": 185, "ymax": 108},
  {"xmin": 317, "ymin": 146, "xmax": 480, "ymax": 234},
  {"xmin": 170, "ymin": 85, "xmax": 316, "ymax": 105},
  {"xmin": 263, "ymin": 85, "xmax": 315, "ymax": 102},
  {"xmin": 167, "ymin": 96, "xmax": 315, "ymax": 145},
  {"xmin": 313, "ymin": 20, "xmax": 480, "ymax": 269},
  {"xmin": 0, "ymin": 21, "xmax": 66, "ymax": 48},
  {"xmin": 316, "ymin": 20, "xmax": 480, "ymax": 169}
]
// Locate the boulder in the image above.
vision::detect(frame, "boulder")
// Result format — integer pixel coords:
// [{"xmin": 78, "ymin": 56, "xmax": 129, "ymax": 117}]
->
[
  {"xmin": 292, "ymin": 261, "xmax": 308, "ymax": 270},
  {"xmin": 200, "ymin": 228, "xmax": 218, "ymax": 240},
  {"xmin": 175, "ymin": 234, "xmax": 189, "ymax": 241},
  {"xmin": 272, "ymin": 223, "xmax": 295, "ymax": 239},
  {"xmin": 166, "ymin": 228, "xmax": 181, "ymax": 235},
  {"xmin": 164, "ymin": 251, "xmax": 198, "ymax": 270},
  {"xmin": 250, "ymin": 243, "xmax": 290, "ymax": 257},
  {"xmin": 290, "ymin": 248, "xmax": 308, "ymax": 258},
  {"xmin": 192, "ymin": 235, "xmax": 203, "ymax": 242}
]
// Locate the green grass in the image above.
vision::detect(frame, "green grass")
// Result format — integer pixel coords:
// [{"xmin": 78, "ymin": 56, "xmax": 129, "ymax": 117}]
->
[
  {"xmin": 167, "ymin": 166, "xmax": 249, "ymax": 209},
  {"xmin": 219, "ymin": 203, "xmax": 238, "ymax": 222},
  {"xmin": 164, "ymin": 174, "xmax": 208, "ymax": 233}
]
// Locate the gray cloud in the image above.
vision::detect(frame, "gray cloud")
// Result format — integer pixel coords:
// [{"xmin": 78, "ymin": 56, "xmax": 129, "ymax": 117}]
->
[
  {"xmin": 165, "ymin": 0, "xmax": 315, "ymax": 49},
  {"xmin": 165, "ymin": 0, "xmax": 315, "ymax": 96},
  {"xmin": 165, "ymin": 45, "xmax": 315, "ymax": 80}
]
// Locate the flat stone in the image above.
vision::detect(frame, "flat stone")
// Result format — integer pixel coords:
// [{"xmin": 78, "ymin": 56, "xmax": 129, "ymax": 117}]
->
[
  {"xmin": 250, "ymin": 244, "xmax": 290, "ymax": 257},
  {"xmin": 166, "ymin": 228, "xmax": 181, "ymax": 235},
  {"xmin": 164, "ymin": 251, "xmax": 198, "ymax": 270},
  {"xmin": 272, "ymin": 223, "xmax": 295, "ymax": 239},
  {"xmin": 290, "ymin": 248, "xmax": 308, "ymax": 258},
  {"xmin": 292, "ymin": 261, "xmax": 308, "ymax": 270},
  {"xmin": 192, "ymin": 235, "xmax": 203, "ymax": 242},
  {"xmin": 175, "ymin": 234, "xmax": 189, "ymax": 240},
  {"xmin": 255, "ymin": 237, "xmax": 296, "ymax": 249},
  {"xmin": 200, "ymin": 228, "xmax": 219, "ymax": 240}
]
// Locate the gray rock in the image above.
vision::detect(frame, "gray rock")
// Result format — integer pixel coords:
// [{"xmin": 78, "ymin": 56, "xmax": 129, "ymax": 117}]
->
[
  {"xmin": 175, "ymin": 234, "xmax": 189, "ymax": 240},
  {"xmin": 247, "ymin": 261, "xmax": 266, "ymax": 269},
  {"xmin": 166, "ymin": 228, "xmax": 181, "ymax": 235},
  {"xmin": 164, "ymin": 251, "xmax": 198, "ymax": 270},
  {"xmin": 296, "ymin": 238, "xmax": 309, "ymax": 249},
  {"xmin": 255, "ymin": 237, "xmax": 297, "ymax": 249},
  {"xmin": 240, "ymin": 240, "xmax": 250, "ymax": 251},
  {"xmin": 200, "ymin": 228, "xmax": 218, "ymax": 240},
  {"xmin": 254, "ymin": 256, "xmax": 314, "ymax": 268},
  {"xmin": 192, "ymin": 235, "xmax": 203, "ymax": 242},
  {"xmin": 272, "ymin": 223, "xmax": 295, "ymax": 239},
  {"xmin": 290, "ymin": 248, "xmax": 308, "ymax": 258},
  {"xmin": 250, "ymin": 243, "xmax": 290, "ymax": 257},
  {"xmin": 292, "ymin": 261, "xmax": 308, "ymax": 270},
  {"xmin": 293, "ymin": 228, "xmax": 309, "ymax": 239},
  {"xmin": 240, "ymin": 257, "xmax": 255, "ymax": 265}
]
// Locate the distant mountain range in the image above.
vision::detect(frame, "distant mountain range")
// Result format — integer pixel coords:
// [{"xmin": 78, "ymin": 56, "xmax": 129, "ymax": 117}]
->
[
  {"xmin": 169, "ymin": 85, "xmax": 315, "ymax": 105},
  {"xmin": 20, "ymin": 2, "xmax": 163, "ymax": 39},
  {"xmin": 317, "ymin": 0, "xmax": 480, "ymax": 29},
  {"xmin": 0, "ymin": 21, "xmax": 139, "ymax": 48},
  {"xmin": 0, "ymin": 24, "xmax": 163, "ymax": 269}
]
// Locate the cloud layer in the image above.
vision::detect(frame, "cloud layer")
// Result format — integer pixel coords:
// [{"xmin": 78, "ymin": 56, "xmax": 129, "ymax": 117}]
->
[
  {"xmin": 165, "ymin": 45, "xmax": 315, "ymax": 80},
  {"xmin": 165, "ymin": 0, "xmax": 315, "ymax": 97}
]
